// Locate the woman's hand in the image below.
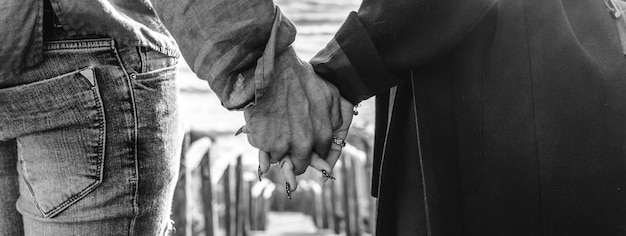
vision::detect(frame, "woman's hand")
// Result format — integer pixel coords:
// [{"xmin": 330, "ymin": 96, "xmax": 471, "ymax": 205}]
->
[{"xmin": 270, "ymin": 96, "xmax": 354, "ymax": 197}]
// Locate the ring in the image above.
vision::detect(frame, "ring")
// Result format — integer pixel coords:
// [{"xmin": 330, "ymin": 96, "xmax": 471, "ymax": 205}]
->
[
  {"xmin": 353, "ymin": 104, "xmax": 360, "ymax": 116},
  {"xmin": 331, "ymin": 137, "xmax": 346, "ymax": 147}
]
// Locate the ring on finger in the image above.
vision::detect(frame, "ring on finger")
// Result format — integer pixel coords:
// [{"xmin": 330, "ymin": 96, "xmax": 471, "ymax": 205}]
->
[
  {"xmin": 331, "ymin": 137, "xmax": 346, "ymax": 147},
  {"xmin": 353, "ymin": 104, "xmax": 361, "ymax": 116}
]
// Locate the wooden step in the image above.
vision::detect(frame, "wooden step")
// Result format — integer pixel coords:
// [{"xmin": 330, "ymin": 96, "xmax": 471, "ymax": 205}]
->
[
  {"xmin": 248, "ymin": 232, "xmax": 338, "ymax": 236},
  {"xmin": 248, "ymin": 212, "xmax": 339, "ymax": 236}
]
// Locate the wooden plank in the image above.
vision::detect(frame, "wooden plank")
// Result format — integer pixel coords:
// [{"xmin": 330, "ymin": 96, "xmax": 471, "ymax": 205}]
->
[
  {"xmin": 201, "ymin": 152, "xmax": 213, "ymax": 236},
  {"xmin": 235, "ymin": 155, "xmax": 244, "ymax": 236},
  {"xmin": 184, "ymin": 137, "xmax": 213, "ymax": 236},
  {"xmin": 171, "ymin": 132, "xmax": 191, "ymax": 236},
  {"xmin": 224, "ymin": 165, "xmax": 232, "ymax": 236}
]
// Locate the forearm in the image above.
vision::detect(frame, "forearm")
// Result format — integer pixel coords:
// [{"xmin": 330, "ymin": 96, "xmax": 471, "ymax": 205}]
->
[{"xmin": 152, "ymin": 0, "xmax": 296, "ymax": 110}]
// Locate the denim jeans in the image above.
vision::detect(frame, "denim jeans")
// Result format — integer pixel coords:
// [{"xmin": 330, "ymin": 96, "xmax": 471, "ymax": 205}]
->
[{"xmin": 0, "ymin": 25, "xmax": 181, "ymax": 235}]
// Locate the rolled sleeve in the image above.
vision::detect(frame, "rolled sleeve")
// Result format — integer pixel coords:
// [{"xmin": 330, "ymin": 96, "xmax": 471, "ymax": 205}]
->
[
  {"xmin": 311, "ymin": 0, "xmax": 499, "ymax": 104},
  {"xmin": 153, "ymin": 0, "xmax": 296, "ymax": 110},
  {"xmin": 311, "ymin": 12, "xmax": 403, "ymax": 105}
]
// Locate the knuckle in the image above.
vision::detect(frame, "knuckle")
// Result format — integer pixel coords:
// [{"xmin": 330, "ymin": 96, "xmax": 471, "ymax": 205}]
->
[
  {"xmin": 265, "ymin": 141, "xmax": 288, "ymax": 154},
  {"xmin": 318, "ymin": 128, "xmax": 333, "ymax": 141},
  {"xmin": 288, "ymin": 137, "xmax": 309, "ymax": 152},
  {"xmin": 247, "ymin": 135, "xmax": 259, "ymax": 148},
  {"xmin": 276, "ymin": 142, "xmax": 289, "ymax": 152},
  {"xmin": 293, "ymin": 142, "xmax": 313, "ymax": 153}
]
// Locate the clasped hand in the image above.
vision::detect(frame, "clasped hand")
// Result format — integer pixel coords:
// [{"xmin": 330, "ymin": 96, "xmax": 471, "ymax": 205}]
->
[{"xmin": 240, "ymin": 49, "xmax": 353, "ymax": 194}]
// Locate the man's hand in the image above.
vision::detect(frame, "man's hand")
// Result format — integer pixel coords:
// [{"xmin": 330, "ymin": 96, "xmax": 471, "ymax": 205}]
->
[{"xmin": 243, "ymin": 48, "xmax": 343, "ymax": 176}]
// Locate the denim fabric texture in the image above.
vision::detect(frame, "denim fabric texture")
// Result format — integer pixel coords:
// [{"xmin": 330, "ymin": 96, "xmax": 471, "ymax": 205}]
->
[
  {"xmin": 2, "ymin": 0, "xmax": 301, "ymax": 112},
  {"xmin": 0, "ymin": 26, "xmax": 181, "ymax": 235},
  {"xmin": 0, "ymin": 139, "xmax": 23, "ymax": 236},
  {"xmin": 0, "ymin": 0, "xmax": 179, "ymax": 76}
]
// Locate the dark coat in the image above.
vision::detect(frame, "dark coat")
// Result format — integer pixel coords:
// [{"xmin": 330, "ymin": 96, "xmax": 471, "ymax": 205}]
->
[{"xmin": 311, "ymin": 0, "xmax": 626, "ymax": 235}]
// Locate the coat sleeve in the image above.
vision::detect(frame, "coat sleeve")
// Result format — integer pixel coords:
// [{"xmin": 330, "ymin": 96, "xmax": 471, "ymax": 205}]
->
[
  {"xmin": 310, "ymin": 0, "xmax": 499, "ymax": 104},
  {"xmin": 151, "ymin": 0, "xmax": 296, "ymax": 110}
]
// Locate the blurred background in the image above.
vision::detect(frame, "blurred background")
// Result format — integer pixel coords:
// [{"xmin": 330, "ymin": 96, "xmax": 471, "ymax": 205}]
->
[{"xmin": 173, "ymin": 0, "xmax": 378, "ymax": 235}]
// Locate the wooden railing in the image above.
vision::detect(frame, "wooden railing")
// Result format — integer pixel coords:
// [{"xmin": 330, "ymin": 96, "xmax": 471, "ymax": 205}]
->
[{"xmin": 172, "ymin": 129, "xmax": 376, "ymax": 236}]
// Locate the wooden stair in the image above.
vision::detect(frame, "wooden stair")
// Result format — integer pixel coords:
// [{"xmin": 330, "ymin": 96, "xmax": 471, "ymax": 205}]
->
[{"xmin": 248, "ymin": 212, "xmax": 338, "ymax": 236}]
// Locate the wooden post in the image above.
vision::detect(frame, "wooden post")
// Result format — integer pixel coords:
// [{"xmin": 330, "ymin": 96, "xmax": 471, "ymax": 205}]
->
[
  {"xmin": 224, "ymin": 165, "xmax": 232, "ymax": 236},
  {"xmin": 321, "ymin": 182, "xmax": 333, "ymax": 230},
  {"xmin": 261, "ymin": 183, "xmax": 276, "ymax": 230},
  {"xmin": 341, "ymin": 156, "xmax": 353, "ymax": 236},
  {"xmin": 201, "ymin": 152, "xmax": 213, "ymax": 236},
  {"xmin": 348, "ymin": 157, "xmax": 361, "ymax": 236},
  {"xmin": 171, "ymin": 132, "xmax": 190, "ymax": 236},
  {"xmin": 332, "ymin": 166, "xmax": 342, "ymax": 234},
  {"xmin": 310, "ymin": 181, "xmax": 323, "ymax": 228},
  {"xmin": 234, "ymin": 156, "xmax": 244, "ymax": 236}
]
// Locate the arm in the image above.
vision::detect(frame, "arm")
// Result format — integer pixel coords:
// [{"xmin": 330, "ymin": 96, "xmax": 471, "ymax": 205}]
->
[
  {"xmin": 151, "ymin": 0, "xmax": 296, "ymax": 110},
  {"xmin": 311, "ymin": 0, "xmax": 499, "ymax": 104},
  {"xmin": 152, "ymin": 0, "xmax": 345, "ymax": 176}
]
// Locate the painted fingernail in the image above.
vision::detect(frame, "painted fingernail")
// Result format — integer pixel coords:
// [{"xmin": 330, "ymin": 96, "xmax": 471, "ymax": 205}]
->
[
  {"xmin": 235, "ymin": 126, "xmax": 244, "ymax": 136},
  {"xmin": 321, "ymin": 170, "xmax": 336, "ymax": 183},
  {"xmin": 257, "ymin": 165, "xmax": 263, "ymax": 182},
  {"xmin": 285, "ymin": 182, "xmax": 292, "ymax": 201}
]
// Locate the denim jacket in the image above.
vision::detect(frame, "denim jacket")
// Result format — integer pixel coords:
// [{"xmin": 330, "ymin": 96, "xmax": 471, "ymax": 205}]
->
[{"xmin": 0, "ymin": 0, "xmax": 296, "ymax": 110}]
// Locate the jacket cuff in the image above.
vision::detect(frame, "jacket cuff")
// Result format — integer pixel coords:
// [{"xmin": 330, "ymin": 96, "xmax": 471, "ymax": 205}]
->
[
  {"xmin": 311, "ymin": 12, "xmax": 402, "ymax": 105},
  {"xmin": 224, "ymin": 6, "xmax": 296, "ymax": 110},
  {"xmin": 311, "ymin": 39, "xmax": 369, "ymax": 105}
]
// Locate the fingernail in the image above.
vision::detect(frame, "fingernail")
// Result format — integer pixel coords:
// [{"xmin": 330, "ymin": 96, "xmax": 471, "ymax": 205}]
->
[
  {"xmin": 235, "ymin": 126, "xmax": 244, "ymax": 136},
  {"xmin": 285, "ymin": 183, "xmax": 292, "ymax": 201},
  {"xmin": 321, "ymin": 170, "xmax": 336, "ymax": 183},
  {"xmin": 257, "ymin": 165, "xmax": 263, "ymax": 182}
]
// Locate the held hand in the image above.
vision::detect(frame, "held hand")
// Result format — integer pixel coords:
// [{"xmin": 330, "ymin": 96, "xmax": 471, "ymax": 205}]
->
[
  {"xmin": 277, "ymin": 96, "xmax": 354, "ymax": 195},
  {"xmin": 243, "ymin": 48, "xmax": 343, "ymax": 176}
]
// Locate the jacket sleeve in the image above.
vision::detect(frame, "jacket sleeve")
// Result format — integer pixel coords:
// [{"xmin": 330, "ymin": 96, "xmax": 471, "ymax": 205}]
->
[
  {"xmin": 310, "ymin": 0, "xmax": 499, "ymax": 105},
  {"xmin": 151, "ymin": 0, "xmax": 296, "ymax": 110}
]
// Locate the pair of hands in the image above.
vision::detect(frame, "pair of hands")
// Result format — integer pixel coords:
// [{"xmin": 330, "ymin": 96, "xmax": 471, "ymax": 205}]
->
[{"xmin": 240, "ymin": 49, "xmax": 354, "ymax": 193}]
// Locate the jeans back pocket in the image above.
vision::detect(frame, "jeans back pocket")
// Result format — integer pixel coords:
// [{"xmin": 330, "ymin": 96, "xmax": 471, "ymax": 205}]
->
[{"xmin": 0, "ymin": 67, "xmax": 105, "ymax": 218}]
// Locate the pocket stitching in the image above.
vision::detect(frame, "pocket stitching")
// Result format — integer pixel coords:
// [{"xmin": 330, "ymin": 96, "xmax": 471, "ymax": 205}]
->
[
  {"xmin": 21, "ymin": 70, "xmax": 107, "ymax": 218},
  {"xmin": 132, "ymin": 65, "xmax": 177, "ymax": 80},
  {"xmin": 0, "ymin": 66, "xmax": 94, "ymax": 94}
]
